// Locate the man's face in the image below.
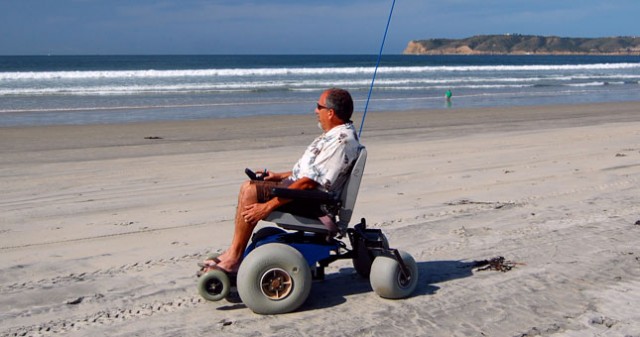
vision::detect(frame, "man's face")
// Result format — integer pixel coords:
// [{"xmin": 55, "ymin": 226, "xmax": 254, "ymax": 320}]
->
[{"xmin": 315, "ymin": 91, "xmax": 332, "ymax": 131}]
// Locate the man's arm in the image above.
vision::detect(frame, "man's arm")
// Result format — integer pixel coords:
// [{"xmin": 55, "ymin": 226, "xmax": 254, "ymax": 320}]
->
[
  {"xmin": 240, "ymin": 177, "xmax": 319, "ymax": 225},
  {"xmin": 261, "ymin": 176, "xmax": 318, "ymax": 211}
]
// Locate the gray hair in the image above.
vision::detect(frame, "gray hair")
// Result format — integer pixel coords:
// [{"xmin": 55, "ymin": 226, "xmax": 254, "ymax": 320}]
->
[{"xmin": 324, "ymin": 88, "xmax": 354, "ymax": 122}]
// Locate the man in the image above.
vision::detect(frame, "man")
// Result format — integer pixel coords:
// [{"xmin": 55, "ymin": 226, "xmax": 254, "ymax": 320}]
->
[{"xmin": 202, "ymin": 88, "xmax": 361, "ymax": 273}]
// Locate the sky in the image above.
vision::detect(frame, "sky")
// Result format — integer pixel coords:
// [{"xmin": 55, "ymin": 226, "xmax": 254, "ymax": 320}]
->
[{"xmin": 1, "ymin": 0, "xmax": 638, "ymax": 55}]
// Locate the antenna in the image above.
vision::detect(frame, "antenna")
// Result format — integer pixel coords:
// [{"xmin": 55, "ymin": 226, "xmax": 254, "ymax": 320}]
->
[{"xmin": 359, "ymin": 0, "xmax": 396, "ymax": 138}]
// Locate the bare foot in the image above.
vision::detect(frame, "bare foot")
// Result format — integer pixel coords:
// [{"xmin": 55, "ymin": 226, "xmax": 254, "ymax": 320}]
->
[{"xmin": 202, "ymin": 251, "xmax": 240, "ymax": 273}]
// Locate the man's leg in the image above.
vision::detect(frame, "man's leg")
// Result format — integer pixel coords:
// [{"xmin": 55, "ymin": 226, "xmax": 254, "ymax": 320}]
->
[{"xmin": 211, "ymin": 180, "xmax": 259, "ymax": 272}]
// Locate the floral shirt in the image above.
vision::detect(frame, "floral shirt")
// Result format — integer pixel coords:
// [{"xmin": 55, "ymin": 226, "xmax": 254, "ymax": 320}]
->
[{"xmin": 290, "ymin": 122, "xmax": 361, "ymax": 192}]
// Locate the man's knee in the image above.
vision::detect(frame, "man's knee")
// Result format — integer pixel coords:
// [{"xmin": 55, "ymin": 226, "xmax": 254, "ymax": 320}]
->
[
  {"xmin": 240, "ymin": 180, "xmax": 252, "ymax": 191},
  {"xmin": 239, "ymin": 180, "xmax": 258, "ymax": 203}
]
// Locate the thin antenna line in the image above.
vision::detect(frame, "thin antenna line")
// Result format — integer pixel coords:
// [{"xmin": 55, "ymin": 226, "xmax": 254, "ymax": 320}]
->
[{"xmin": 359, "ymin": 0, "xmax": 396, "ymax": 138}]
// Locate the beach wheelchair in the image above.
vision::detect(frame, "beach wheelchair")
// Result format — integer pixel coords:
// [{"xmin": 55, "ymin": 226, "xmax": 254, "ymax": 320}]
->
[{"xmin": 197, "ymin": 147, "xmax": 419, "ymax": 314}]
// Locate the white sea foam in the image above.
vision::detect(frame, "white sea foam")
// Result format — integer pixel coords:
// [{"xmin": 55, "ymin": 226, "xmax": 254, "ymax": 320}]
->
[
  {"xmin": 2, "ymin": 63, "xmax": 639, "ymax": 81},
  {"xmin": 566, "ymin": 81, "xmax": 627, "ymax": 87},
  {"xmin": 2, "ymin": 72, "xmax": 636, "ymax": 97}
]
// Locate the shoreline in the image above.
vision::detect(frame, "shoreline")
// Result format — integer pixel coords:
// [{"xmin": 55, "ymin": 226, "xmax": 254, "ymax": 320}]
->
[
  {"xmin": 3, "ymin": 101, "xmax": 640, "ymax": 153},
  {"xmin": 2, "ymin": 101, "xmax": 640, "ymax": 336}
]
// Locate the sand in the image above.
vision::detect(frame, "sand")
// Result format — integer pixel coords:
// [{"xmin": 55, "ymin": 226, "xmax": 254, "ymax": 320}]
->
[{"xmin": 1, "ymin": 102, "xmax": 640, "ymax": 337}]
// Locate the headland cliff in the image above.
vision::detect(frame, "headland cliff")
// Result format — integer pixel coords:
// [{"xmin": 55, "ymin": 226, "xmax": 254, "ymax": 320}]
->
[{"xmin": 404, "ymin": 34, "xmax": 640, "ymax": 55}]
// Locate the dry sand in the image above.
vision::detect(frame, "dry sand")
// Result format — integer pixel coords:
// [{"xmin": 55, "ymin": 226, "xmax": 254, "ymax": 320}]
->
[{"xmin": 1, "ymin": 102, "xmax": 640, "ymax": 337}]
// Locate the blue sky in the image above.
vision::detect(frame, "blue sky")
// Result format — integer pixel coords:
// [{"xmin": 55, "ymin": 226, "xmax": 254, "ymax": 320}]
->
[{"xmin": 1, "ymin": 0, "xmax": 638, "ymax": 55}]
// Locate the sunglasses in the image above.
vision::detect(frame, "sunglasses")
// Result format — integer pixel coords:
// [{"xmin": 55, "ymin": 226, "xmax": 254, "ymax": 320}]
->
[{"xmin": 316, "ymin": 103, "xmax": 332, "ymax": 110}]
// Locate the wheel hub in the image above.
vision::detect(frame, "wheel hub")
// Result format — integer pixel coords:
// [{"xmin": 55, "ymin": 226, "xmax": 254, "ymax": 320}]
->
[
  {"xmin": 206, "ymin": 278, "xmax": 223, "ymax": 295},
  {"xmin": 397, "ymin": 271, "xmax": 412, "ymax": 288},
  {"xmin": 260, "ymin": 268, "xmax": 293, "ymax": 300}
]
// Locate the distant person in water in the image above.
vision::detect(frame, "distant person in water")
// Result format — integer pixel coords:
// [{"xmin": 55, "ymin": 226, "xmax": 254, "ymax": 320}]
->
[{"xmin": 445, "ymin": 89, "xmax": 453, "ymax": 108}]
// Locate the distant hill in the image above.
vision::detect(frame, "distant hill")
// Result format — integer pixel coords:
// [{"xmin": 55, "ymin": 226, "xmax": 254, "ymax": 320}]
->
[{"xmin": 404, "ymin": 35, "xmax": 640, "ymax": 55}]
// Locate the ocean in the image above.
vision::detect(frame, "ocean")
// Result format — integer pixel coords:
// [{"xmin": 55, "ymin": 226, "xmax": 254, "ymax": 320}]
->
[{"xmin": 1, "ymin": 54, "xmax": 639, "ymax": 127}]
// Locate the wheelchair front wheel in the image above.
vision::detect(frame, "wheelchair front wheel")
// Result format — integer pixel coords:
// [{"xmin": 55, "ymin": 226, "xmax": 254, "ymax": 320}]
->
[
  {"xmin": 197, "ymin": 268, "xmax": 231, "ymax": 301},
  {"xmin": 370, "ymin": 250, "xmax": 418, "ymax": 299}
]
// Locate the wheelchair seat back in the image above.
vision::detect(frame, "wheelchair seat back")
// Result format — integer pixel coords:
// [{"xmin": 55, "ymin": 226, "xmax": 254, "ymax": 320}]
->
[{"xmin": 336, "ymin": 146, "xmax": 366, "ymax": 228}]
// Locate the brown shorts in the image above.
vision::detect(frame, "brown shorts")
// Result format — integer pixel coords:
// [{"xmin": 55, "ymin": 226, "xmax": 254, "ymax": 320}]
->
[
  {"xmin": 252, "ymin": 179, "xmax": 323, "ymax": 218},
  {"xmin": 252, "ymin": 180, "xmax": 292, "ymax": 203}
]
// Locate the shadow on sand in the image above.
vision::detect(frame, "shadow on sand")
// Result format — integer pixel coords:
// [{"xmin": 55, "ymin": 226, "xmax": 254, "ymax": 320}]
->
[{"xmin": 299, "ymin": 259, "xmax": 477, "ymax": 312}]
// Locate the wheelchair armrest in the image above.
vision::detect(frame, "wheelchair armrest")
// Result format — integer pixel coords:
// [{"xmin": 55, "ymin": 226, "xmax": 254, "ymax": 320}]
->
[{"xmin": 271, "ymin": 187, "xmax": 339, "ymax": 205}]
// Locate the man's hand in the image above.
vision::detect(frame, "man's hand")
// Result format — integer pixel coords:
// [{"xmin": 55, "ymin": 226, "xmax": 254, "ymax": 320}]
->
[
  {"xmin": 241, "ymin": 202, "xmax": 275, "ymax": 226},
  {"xmin": 262, "ymin": 170, "xmax": 280, "ymax": 181}
]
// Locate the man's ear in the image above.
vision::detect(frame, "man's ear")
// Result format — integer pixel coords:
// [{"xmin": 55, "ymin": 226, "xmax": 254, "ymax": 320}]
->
[{"xmin": 329, "ymin": 109, "xmax": 345, "ymax": 123}]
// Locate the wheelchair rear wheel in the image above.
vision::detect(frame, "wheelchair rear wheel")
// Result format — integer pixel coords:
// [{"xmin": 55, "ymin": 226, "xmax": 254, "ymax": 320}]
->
[{"xmin": 237, "ymin": 243, "xmax": 312, "ymax": 314}]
